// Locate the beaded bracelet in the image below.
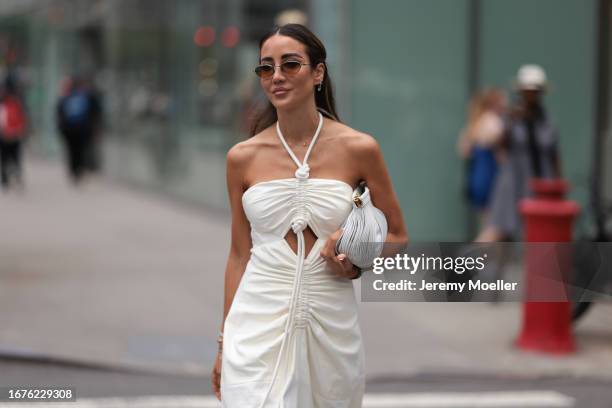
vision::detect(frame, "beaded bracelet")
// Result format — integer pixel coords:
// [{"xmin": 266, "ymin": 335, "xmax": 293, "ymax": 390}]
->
[{"xmin": 217, "ymin": 331, "xmax": 224, "ymax": 352}]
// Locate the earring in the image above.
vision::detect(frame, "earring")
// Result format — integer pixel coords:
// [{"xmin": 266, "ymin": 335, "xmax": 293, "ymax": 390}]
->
[{"xmin": 317, "ymin": 83, "xmax": 322, "ymax": 92}]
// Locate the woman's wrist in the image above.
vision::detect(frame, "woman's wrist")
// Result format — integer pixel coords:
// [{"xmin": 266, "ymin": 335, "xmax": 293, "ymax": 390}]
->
[{"xmin": 217, "ymin": 330, "xmax": 224, "ymax": 353}]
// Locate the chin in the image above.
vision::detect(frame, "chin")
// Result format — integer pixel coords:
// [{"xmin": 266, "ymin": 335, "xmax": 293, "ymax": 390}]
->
[
  {"xmin": 270, "ymin": 98, "xmax": 298, "ymax": 111},
  {"xmin": 270, "ymin": 94, "xmax": 307, "ymax": 112}
]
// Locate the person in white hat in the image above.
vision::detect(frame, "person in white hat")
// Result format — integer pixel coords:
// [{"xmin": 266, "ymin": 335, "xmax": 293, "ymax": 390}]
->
[
  {"xmin": 476, "ymin": 64, "xmax": 561, "ymax": 242},
  {"xmin": 516, "ymin": 64, "xmax": 548, "ymax": 91},
  {"xmin": 510, "ymin": 64, "xmax": 549, "ymax": 122}
]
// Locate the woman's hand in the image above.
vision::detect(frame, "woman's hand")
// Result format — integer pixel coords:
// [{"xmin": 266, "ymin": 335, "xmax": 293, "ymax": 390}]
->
[
  {"xmin": 211, "ymin": 350, "xmax": 222, "ymax": 401},
  {"xmin": 320, "ymin": 229, "xmax": 360, "ymax": 279}
]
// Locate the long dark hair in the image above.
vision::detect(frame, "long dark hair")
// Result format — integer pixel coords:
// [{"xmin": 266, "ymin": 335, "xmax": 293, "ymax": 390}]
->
[{"xmin": 249, "ymin": 24, "xmax": 340, "ymax": 136}]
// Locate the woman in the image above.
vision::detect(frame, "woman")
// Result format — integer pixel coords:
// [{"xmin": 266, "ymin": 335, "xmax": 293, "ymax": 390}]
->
[
  {"xmin": 211, "ymin": 24, "xmax": 408, "ymax": 407},
  {"xmin": 457, "ymin": 88, "xmax": 507, "ymax": 224},
  {"xmin": 476, "ymin": 64, "xmax": 561, "ymax": 242}
]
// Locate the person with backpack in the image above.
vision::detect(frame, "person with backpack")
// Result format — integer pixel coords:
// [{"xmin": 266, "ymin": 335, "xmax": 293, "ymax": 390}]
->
[
  {"xmin": 0, "ymin": 76, "xmax": 27, "ymax": 190},
  {"xmin": 56, "ymin": 76, "xmax": 101, "ymax": 183}
]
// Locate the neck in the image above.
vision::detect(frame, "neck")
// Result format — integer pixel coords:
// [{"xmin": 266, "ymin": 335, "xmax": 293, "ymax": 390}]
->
[{"xmin": 277, "ymin": 104, "xmax": 321, "ymax": 145}]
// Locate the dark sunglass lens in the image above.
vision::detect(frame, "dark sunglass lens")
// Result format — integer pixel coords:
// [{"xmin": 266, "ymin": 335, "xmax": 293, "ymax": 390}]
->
[
  {"xmin": 282, "ymin": 61, "xmax": 302, "ymax": 74},
  {"xmin": 255, "ymin": 65, "xmax": 274, "ymax": 77}
]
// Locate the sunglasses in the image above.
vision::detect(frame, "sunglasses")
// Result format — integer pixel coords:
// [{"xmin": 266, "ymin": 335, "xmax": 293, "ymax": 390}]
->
[{"xmin": 254, "ymin": 60, "xmax": 311, "ymax": 78}]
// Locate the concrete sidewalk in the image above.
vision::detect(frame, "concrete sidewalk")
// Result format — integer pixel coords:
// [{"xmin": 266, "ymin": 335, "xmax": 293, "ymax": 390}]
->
[{"xmin": 1, "ymin": 158, "xmax": 611, "ymax": 381}]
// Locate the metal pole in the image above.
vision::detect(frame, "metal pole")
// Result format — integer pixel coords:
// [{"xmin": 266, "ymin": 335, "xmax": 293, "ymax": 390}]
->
[{"xmin": 592, "ymin": 0, "xmax": 610, "ymax": 239}]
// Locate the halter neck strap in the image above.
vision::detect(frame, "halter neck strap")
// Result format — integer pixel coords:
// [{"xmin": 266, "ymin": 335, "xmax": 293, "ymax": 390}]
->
[{"xmin": 275, "ymin": 112, "xmax": 323, "ymax": 169}]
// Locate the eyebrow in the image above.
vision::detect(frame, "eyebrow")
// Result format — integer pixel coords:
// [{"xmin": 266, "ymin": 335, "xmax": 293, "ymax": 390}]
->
[{"xmin": 260, "ymin": 53, "xmax": 305, "ymax": 62}]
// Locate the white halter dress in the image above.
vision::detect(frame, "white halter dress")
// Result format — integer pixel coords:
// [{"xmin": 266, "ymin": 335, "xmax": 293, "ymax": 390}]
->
[{"xmin": 221, "ymin": 113, "xmax": 365, "ymax": 407}]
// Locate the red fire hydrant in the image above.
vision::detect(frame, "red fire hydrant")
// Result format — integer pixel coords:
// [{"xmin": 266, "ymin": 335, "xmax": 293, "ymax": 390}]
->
[{"xmin": 516, "ymin": 179, "xmax": 580, "ymax": 354}]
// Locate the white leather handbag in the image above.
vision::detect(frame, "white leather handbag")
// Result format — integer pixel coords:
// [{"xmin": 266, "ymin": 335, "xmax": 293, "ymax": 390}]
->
[{"xmin": 335, "ymin": 183, "xmax": 388, "ymax": 270}]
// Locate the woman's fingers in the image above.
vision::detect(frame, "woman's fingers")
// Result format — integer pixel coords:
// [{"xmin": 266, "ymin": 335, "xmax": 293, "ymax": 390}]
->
[
  {"xmin": 211, "ymin": 353, "xmax": 222, "ymax": 401},
  {"xmin": 329, "ymin": 253, "xmax": 354, "ymax": 277},
  {"xmin": 211, "ymin": 369, "xmax": 219, "ymax": 398},
  {"xmin": 319, "ymin": 229, "xmax": 355, "ymax": 278},
  {"xmin": 320, "ymin": 228, "xmax": 343, "ymax": 259},
  {"xmin": 211, "ymin": 371, "xmax": 219, "ymax": 400}
]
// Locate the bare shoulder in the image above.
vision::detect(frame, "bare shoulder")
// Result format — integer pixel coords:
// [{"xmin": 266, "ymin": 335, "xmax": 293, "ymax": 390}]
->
[
  {"xmin": 329, "ymin": 121, "xmax": 381, "ymax": 157},
  {"xmin": 226, "ymin": 127, "xmax": 274, "ymax": 167}
]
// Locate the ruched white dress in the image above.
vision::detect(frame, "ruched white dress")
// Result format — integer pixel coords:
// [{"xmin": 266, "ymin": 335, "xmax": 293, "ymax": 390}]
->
[{"xmin": 221, "ymin": 113, "xmax": 365, "ymax": 407}]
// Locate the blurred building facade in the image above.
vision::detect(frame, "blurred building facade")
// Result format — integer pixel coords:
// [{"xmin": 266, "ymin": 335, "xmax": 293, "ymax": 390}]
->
[{"xmin": 0, "ymin": 0, "xmax": 609, "ymax": 240}]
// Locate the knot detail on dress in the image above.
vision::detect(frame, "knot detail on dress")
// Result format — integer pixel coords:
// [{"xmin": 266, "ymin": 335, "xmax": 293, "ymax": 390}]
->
[
  {"xmin": 294, "ymin": 164, "xmax": 310, "ymax": 180},
  {"xmin": 291, "ymin": 215, "xmax": 307, "ymax": 234}
]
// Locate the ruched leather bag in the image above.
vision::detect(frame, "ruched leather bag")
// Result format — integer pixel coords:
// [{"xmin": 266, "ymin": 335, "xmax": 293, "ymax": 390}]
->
[{"xmin": 335, "ymin": 183, "xmax": 387, "ymax": 269}]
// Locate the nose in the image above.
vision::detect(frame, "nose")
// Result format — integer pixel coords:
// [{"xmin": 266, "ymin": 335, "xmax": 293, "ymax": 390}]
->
[{"xmin": 272, "ymin": 65, "xmax": 285, "ymax": 82}]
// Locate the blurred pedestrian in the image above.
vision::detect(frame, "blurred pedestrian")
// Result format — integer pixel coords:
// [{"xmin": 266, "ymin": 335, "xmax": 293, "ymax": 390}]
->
[
  {"xmin": 476, "ymin": 65, "xmax": 561, "ymax": 242},
  {"xmin": 56, "ymin": 76, "xmax": 102, "ymax": 184},
  {"xmin": 81, "ymin": 77, "xmax": 104, "ymax": 174},
  {"xmin": 458, "ymin": 88, "xmax": 507, "ymax": 225},
  {"xmin": 0, "ymin": 75, "xmax": 27, "ymax": 191}
]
